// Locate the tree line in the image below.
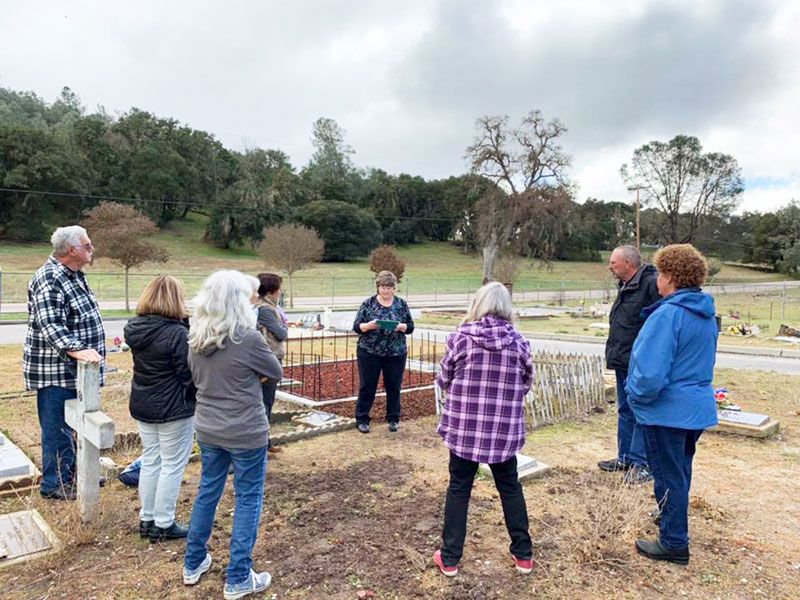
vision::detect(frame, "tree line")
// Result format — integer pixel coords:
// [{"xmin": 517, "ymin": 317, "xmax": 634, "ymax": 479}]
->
[{"xmin": 1, "ymin": 85, "xmax": 797, "ymax": 273}]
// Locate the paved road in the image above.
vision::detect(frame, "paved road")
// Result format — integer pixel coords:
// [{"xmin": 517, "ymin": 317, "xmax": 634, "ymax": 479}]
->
[
  {"xmin": 3, "ymin": 318, "xmax": 798, "ymax": 374},
  {"xmin": 5, "ymin": 279, "xmax": 800, "ymax": 314}
]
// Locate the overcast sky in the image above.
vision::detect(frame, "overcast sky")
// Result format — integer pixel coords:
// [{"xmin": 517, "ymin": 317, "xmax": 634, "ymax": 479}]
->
[{"xmin": 2, "ymin": 0, "xmax": 798, "ymax": 213}]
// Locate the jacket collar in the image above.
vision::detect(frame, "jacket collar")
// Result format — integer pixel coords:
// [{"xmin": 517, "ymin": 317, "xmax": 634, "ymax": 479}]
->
[{"xmin": 618, "ymin": 264, "xmax": 652, "ymax": 292}]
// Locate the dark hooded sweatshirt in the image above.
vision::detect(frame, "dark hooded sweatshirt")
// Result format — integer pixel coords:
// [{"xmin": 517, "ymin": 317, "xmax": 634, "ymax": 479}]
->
[{"xmin": 124, "ymin": 315, "xmax": 197, "ymax": 423}]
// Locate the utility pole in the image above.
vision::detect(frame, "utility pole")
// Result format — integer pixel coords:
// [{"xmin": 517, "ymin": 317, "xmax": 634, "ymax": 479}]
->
[{"xmin": 627, "ymin": 186, "xmax": 645, "ymax": 251}]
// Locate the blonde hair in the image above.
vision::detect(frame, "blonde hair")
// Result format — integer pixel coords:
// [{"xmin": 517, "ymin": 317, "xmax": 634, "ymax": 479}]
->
[
  {"xmin": 463, "ymin": 282, "xmax": 514, "ymax": 324},
  {"xmin": 136, "ymin": 276, "xmax": 188, "ymax": 319},
  {"xmin": 375, "ymin": 270, "xmax": 397, "ymax": 288},
  {"xmin": 188, "ymin": 270, "xmax": 256, "ymax": 353}
]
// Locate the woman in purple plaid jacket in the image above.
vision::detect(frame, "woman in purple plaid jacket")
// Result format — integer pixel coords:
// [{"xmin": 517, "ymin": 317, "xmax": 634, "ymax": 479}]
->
[{"xmin": 433, "ymin": 282, "xmax": 535, "ymax": 577}]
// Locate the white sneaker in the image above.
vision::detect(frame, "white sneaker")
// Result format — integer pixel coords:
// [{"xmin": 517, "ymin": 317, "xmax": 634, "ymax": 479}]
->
[
  {"xmin": 223, "ymin": 569, "xmax": 272, "ymax": 600},
  {"xmin": 183, "ymin": 553, "xmax": 212, "ymax": 585}
]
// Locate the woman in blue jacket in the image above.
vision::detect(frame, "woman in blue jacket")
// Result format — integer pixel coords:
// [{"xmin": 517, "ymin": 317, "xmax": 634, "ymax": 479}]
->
[{"xmin": 625, "ymin": 244, "xmax": 718, "ymax": 565}]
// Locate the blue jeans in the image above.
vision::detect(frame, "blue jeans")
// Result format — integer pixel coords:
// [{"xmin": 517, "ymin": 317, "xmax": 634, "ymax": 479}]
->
[
  {"xmin": 36, "ymin": 386, "xmax": 76, "ymax": 494},
  {"xmin": 184, "ymin": 443, "xmax": 268, "ymax": 585},
  {"xmin": 641, "ymin": 425, "xmax": 703, "ymax": 550},
  {"xmin": 616, "ymin": 370, "xmax": 647, "ymax": 467},
  {"xmin": 137, "ymin": 417, "xmax": 195, "ymax": 527}
]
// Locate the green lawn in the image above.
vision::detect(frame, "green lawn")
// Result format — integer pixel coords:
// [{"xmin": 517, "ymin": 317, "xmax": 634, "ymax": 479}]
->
[{"xmin": 0, "ymin": 212, "xmax": 789, "ymax": 305}]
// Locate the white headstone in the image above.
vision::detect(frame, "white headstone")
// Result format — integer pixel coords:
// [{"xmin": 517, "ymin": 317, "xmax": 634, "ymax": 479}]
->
[
  {"xmin": 479, "ymin": 453, "xmax": 551, "ymax": 482},
  {"xmin": 0, "ymin": 436, "xmax": 34, "ymax": 479},
  {"xmin": 718, "ymin": 410, "xmax": 770, "ymax": 427}
]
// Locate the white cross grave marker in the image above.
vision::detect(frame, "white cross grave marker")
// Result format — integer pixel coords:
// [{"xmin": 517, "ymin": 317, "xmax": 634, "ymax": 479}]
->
[{"xmin": 64, "ymin": 362, "xmax": 115, "ymax": 522}]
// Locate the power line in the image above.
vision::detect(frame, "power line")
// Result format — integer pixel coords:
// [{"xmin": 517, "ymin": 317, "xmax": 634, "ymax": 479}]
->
[{"xmin": 0, "ymin": 186, "xmax": 462, "ymax": 222}]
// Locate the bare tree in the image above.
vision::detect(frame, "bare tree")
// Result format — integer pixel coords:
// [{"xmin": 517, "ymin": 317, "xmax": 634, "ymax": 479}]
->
[
  {"xmin": 620, "ymin": 135, "xmax": 743, "ymax": 243},
  {"xmin": 82, "ymin": 202, "xmax": 168, "ymax": 311},
  {"xmin": 466, "ymin": 109, "xmax": 571, "ymax": 278},
  {"xmin": 369, "ymin": 244, "xmax": 406, "ymax": 282},
  {"xmin": 259, "ymin": 224, "xmax": 325, "ymax": 307}
]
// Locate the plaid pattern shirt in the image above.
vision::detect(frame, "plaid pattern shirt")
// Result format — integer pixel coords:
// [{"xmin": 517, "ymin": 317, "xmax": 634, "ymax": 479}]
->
[
  {"xmin": 23, "ymin": 256, "xmax": 105, "ymax": 390},
  {"xmin": 436, "ymin": 315, "xmax": 533, "ymax": 464}
]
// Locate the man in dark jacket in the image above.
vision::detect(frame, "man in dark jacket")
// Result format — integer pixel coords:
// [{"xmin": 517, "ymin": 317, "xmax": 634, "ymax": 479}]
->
[{"xmin": 598, "ymin": 245, "xmax": 661, "ymax": 483}]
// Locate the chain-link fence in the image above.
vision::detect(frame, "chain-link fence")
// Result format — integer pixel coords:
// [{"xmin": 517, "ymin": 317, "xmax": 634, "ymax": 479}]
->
[{"xmin": 2, "ymin": 267, "xmax": 799, "ymax": 315}]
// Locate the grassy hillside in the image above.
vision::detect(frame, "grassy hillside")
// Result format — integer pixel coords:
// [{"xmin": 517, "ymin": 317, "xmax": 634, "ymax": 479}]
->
[{"xmin": 0, "ymin": 212, "xmax": 787, "ymax": 304}]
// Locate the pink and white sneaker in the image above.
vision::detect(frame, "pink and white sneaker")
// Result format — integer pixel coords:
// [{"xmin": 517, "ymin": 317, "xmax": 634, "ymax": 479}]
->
[{"xmin": 433, "ymin": 550, "xmax": 459, "ymax": 577}]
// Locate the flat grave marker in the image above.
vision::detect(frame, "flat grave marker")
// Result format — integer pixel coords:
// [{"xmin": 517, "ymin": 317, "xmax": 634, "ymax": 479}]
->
[
  {"xmin": 710, "ymin": 409, "xmax": 780, "ymax": 438},
  {"xmin": 479, "ymin": 453, "xmax": 551, "ymax": 482},
  {"xmin": 0, "ymin": 510, "xmax": 59, "ymax": 569}
]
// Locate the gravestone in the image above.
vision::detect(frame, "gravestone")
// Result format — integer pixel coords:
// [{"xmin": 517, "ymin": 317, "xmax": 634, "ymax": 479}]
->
[
  {"xmin": 710, "ymin": 409, "xmax": 780, "ymax": 438},
  {"xmin": 64, "ymin": 362, "xmax": 115, "ymax": 522},
  {"xmin": 0, "ymin": 433, "xmax": 35, "ymax": 479},
  {"xmin": 718, "ymin": 410, "xmax": 769, "ymax": 427},
  {"xmin": 0, "ymin": 433, "xmax": 40, "ymax": 497},
  {"xmin": 479, "ymin": 453, "xmax": 551, "ymax": 482},
  {"xmin": 0, "ymin": 510, "xmax": 59, "ymax": 568}
]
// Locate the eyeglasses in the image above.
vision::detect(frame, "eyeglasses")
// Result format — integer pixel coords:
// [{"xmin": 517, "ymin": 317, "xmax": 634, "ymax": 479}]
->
[{"xmin": 74, "ymin": 243, "xmax": 94, "ymax": 251}]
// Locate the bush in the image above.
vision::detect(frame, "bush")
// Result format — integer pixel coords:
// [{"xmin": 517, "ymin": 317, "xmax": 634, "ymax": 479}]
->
[
  {"xmin": 369, "ymin": 245, "xmax": 406, "ymax": 282},
  {"xmin": 296, "ymin": 200, "xmax": 381, "ymax": 261}
]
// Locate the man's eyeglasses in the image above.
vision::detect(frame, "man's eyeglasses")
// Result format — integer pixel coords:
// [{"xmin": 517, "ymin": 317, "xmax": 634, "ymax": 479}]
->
[{"xmin": 74, "ymin": 243, "xmax": 94, "ymax": 251}]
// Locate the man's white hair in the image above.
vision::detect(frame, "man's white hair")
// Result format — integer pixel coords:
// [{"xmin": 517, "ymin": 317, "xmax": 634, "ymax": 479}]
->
[
  {"xmin": 188, "ymin": 270, "xmax": 257, "ymax": 353},
  {"xmin": 51, "ymin": 226, "xmax": 88, "ymax": 257},
  {"xmin": 614, "ymin": 244, "xmax": 642, "ymax": 268}
]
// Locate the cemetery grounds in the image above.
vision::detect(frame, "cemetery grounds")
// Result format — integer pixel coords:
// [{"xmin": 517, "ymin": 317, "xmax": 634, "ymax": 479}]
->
[{"xmin": 0, "ymin": 341, "xmax": 799, "ymax": 599}]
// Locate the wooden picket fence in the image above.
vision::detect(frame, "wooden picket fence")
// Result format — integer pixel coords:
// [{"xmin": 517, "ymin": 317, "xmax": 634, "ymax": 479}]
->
[
  {"xmin": 435, "ymin": 350, "xmax": 606, "ymax": 431},
  {"xmin": 525, "ymin": 351, "xmax": 606, "ymax": 429}
]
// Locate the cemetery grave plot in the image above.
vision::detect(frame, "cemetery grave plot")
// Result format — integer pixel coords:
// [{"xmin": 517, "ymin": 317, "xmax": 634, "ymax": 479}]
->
[{"xmin": 278, "ymin": 332, "xmax": 442, "ymax": 420}]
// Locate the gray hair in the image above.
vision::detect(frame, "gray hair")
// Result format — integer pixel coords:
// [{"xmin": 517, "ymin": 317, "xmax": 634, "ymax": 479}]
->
[
  {"xmin": 51, "ymin": 226, "xmax": 88, "ymax": 257},
  {"xmin": 614, "ymin": 245, "xmax": 642, "ymax": 268},
  {"xmin": 463, "ymin": 282, "xmax": 514, "ymax": 324},
  {"xmin": 188, "ymin": 270, "xmax": 257, "ymax": 353}
]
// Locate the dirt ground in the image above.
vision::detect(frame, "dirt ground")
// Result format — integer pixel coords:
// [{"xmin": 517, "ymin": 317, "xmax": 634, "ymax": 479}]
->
[{"xmin": 1, "ymin": 365, "xmax": 799, "ymax": 599}]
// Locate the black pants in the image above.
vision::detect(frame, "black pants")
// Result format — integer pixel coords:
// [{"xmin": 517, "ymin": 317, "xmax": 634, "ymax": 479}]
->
[
  {"xmin": 355, "ymin": 348, "xmax": 405, "ymax": 424},
  {"xmin": 441, "ymin": 451, "xmax": 533, "ymax": 566},
  {"xmin": 261, "ymin": 380, "xmax": 278, "ymax": 449}
]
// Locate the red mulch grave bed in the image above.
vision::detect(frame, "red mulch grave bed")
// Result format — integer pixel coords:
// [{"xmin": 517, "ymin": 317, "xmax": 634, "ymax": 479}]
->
[
  {"xmin": 283, "ymin": 358, "xmax": 435, "ymax": 401},
  {"xmin": 320, "ymin": 388, "xmax": 436, "ymax": 421}
]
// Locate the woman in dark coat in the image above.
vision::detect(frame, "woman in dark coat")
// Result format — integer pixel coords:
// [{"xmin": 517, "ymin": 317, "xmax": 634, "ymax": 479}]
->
[
  {"xmin": 352, "ymin": 270, "xmax": 414, "ymax": 433},
  {"xmin": 255, "ymin": 272, "xmax": 288, "ymax": 454},
  {"xmin": 124, "ymin": 276, "xmax": 196, "ymax": 543}
]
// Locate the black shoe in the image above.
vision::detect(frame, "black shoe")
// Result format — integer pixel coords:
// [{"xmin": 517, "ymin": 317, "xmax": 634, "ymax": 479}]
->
[
  {"xmin": 635, "ymin": 539, "xmax": 689, "ymax": 565},
  {"xmin": 149, "ymin": 522, "xmax": 189, "ymax": 543},
  {"xmin": 357, "ymin": 423, "xmax": 370, "ymax": 434},
  {"xmin": 597, "ymin": 458, "xmax": 630, "ymax": 472},
  {"xmin": 624, "ymin": 466, "xmax": 654, "ymax": 485},
  {"xmin": 139, "ymin": 520, "xmax": 155, "ymax": 538},
  {"xmin": 40, "ymin": 485, "xmax": 77, "ymax": 501},
  {"xmin": 388, "ymin": 422, "xmax": 399, "ymax": 433}
]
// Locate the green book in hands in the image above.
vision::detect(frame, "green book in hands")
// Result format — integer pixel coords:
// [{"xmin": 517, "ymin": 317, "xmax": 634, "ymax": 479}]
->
[{"xmin": 376, "ymin": 319, "xmax": 399, "ymax": 331}]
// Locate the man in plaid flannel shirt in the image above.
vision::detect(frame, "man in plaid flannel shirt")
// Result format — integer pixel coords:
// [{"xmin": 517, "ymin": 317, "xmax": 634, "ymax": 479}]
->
[{"xmin": 23, "ymin": 225, "xmax": 105, "ymax": 500}]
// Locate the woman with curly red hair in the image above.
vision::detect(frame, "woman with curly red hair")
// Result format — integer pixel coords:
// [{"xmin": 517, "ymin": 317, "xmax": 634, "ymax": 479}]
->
[{"xmin": 625, "ymin": 244, "xmax": 719, "ymax": 565}]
